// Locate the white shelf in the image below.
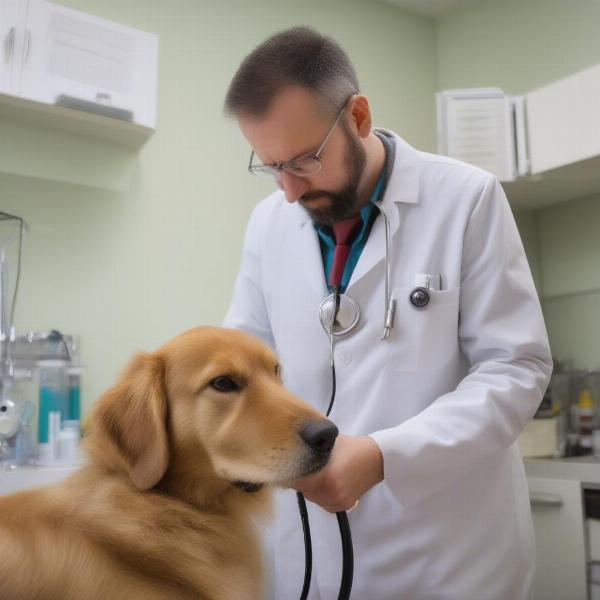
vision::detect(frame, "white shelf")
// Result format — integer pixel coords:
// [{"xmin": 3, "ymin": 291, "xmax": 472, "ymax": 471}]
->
[
  {"xmin": 0, "ymin": 92, "xmax": 154, "ymax": 150},
  {"xmin": 503, "ymin": 153, "xmax": 600, "ymax": 210}
]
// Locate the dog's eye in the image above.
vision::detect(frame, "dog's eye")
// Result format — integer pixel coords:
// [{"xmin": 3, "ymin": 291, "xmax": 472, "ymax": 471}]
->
[
  {"xmin": 275, "ymin": 364, "xmax": 282, "ymax": 378},
  {"xmin": 210, "ymin": 376, "xmax": 240, "ymax": 393}
]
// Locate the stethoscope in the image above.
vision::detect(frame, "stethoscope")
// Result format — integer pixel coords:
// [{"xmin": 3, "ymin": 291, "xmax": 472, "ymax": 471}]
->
[
  {"xmin": 318, "ymin": 200, "xmax": 432, "ymax": 339},
  {"xmin": 296, "ymin": 199, "xmax": 433, "ymax": 600}
]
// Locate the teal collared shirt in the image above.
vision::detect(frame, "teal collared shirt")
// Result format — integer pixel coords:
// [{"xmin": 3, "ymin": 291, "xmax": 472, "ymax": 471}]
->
[{"xmin": 316, "ymin": 173, "xmax": 386, "ymax": 293}]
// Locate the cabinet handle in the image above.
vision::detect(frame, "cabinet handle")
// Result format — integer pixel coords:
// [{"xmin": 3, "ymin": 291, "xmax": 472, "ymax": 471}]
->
[
  {"xmin": 4, "ymin": 27, "xmax": 15, "ymax": 62},
  {"xmin": 530, "ymin": 492, "xmax": 564, "ymax": 507},
  {"xmin": 23, "ymin": 29, "xmax": 31, "ymax": 64}
]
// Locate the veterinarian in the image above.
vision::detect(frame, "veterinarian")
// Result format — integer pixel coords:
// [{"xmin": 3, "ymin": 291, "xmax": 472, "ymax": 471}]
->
[{"xmin": 223, "ymin": 26, "xmax": 552, "ymax": 600}]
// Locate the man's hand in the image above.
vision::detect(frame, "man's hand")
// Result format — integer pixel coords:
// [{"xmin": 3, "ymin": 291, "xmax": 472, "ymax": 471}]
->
[{"xmin": 292, "ymin": 434, "xmax": 384, "ymax": 513}]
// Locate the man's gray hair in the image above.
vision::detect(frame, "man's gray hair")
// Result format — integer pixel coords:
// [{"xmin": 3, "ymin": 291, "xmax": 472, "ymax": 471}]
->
[{"xmin": 224, "ymin": 26, "xmax": 360, "ymax": 119}]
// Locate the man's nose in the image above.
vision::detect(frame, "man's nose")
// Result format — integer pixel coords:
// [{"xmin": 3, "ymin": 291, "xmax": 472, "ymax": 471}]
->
[{"xmin": 278, "ymin": 170, "xmax": 309, "ymax": 204}]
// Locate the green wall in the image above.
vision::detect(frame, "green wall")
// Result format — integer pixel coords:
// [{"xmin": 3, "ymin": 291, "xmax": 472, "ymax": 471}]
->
[
  {"xmin": 0, "ymin": 0, "xmax": 437, "ymax": 414},
  {"xmin": 437, "ymin": 0, "xmax": 600, "ymax": 369}
]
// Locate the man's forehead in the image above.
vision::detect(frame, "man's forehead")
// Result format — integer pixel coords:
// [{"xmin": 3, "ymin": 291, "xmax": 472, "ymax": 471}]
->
[
  {"xmin": 270, "ymin": 85, "xmax": 324, "ymax": 115},
  {"xmin": 239, "ymin": 86, "xmax": 329, "ymax": 161}
]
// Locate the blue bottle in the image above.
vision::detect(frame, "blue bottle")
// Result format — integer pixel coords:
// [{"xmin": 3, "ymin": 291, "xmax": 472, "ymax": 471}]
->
[
  {"xmin": 38, "ymin": 360, "xmax": 67, "ymax": 464},
  {"xmin": 66, "ymin": 367, "xmax": 81, "ymax": 421}
]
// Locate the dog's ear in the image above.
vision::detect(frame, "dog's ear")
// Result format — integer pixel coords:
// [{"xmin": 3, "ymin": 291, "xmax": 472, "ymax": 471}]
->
[{"xmin": 86, "ymin": 351, "xmax": 169, "ymax": 490}]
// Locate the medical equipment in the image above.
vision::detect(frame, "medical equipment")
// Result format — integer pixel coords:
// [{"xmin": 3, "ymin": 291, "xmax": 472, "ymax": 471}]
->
[
  {"xmin": 0, "ymin": 212, "xmax": 32, "ymax": 468},
  {"xmin": 0, "ymin": 397, "xmax": 19, "ymax": 439},
  {"xmin": 318, "ymin": 199, "xmax": 438, "ymax": 339},
  {"xmin": 298, "ymin": 213, "xmax": 360, "ymax": 600},
  {"xmin": 0, "ymin": 213, "xmax": 82, "ymax": 468},
  {"xmin": 0, "ymin": 383, "xmax": 36, "ymax": 467},
  {"xmin": 318, "ymin": 200, "xmax": 397, "ymax": 341}
]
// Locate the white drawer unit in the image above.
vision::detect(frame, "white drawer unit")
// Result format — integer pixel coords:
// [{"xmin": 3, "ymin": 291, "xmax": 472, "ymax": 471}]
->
[
  {"xmin": 529, "ymin": 476, "xmax": 587, "ymax": 600},
  {"xmin": 589, "ymin": 518, "xmax": 600, "ymax": 561}
]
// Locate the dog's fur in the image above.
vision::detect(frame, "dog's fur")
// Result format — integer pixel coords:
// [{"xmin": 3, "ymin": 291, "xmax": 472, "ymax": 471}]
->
[{"xmin": 0, "ymin": 327, "xmax": 335, "ymax": 599}]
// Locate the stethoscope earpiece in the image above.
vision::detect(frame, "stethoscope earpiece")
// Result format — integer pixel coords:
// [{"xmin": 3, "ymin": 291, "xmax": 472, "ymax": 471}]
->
[{"xmin": 409, "ymin": 286, "xmax": 431, "ymax": 309}]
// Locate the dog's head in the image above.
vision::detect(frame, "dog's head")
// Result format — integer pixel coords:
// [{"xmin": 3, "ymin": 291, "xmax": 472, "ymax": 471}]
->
[{"xmin": 85, "ymin": 327, "xmax": 337, "ymax": 496}]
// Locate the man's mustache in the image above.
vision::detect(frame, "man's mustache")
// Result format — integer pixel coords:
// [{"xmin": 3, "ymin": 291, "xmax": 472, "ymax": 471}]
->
[{"xmin": 300, "ymin": 191, "xmax": 336, "ymax": 202}]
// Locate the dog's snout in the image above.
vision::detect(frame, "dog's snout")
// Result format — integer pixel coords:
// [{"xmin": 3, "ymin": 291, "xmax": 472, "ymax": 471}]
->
[{"xmin": 299, "ymin": 420, "xmax": 338, "ymax": 454}]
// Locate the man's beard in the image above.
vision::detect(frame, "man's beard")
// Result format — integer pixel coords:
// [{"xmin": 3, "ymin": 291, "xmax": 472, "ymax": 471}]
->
[{"xmin": 298, "ymin": 125, "xmax": 366, "ymax": 226}]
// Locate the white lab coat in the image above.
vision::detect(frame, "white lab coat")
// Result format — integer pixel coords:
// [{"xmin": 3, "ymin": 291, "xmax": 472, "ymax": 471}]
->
[{"xmin": 224, "ymin": 131, "xmax": 552, "ymax": 600}]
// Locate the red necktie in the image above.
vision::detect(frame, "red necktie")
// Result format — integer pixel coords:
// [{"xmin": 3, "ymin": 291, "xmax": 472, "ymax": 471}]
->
[{"xmin": 329, "ymin": 215, "xmax": 362, "ymax": 289}]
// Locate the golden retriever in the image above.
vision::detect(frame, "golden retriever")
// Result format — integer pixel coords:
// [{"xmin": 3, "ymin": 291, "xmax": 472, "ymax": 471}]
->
[{"xmin": 0, "ymin": 327, "xmax": 338, "ymax": 599}]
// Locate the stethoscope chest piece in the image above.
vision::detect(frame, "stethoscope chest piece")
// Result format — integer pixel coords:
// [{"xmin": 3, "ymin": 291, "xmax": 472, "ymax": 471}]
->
[
  {"xmin": 409, "ymin": 286, "xmax": 431, "ymax": 309},
  {"xmin": 319, "ymin": 293, "xmax": 360, "ymax": 336}
]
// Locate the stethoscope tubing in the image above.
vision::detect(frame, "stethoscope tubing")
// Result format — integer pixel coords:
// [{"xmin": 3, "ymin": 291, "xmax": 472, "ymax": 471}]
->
[
  {"xmin": 371, "ymin": 200, "xmax": 396, "ymax": 341},
  {"xmin": 298, "ymin": 288, "xmax": 354, "ymax": 600}
]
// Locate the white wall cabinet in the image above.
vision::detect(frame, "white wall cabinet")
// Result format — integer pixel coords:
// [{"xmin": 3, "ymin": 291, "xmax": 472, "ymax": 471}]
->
[
  {"xmin": 503, "ymin": 64, "xmax": 600, "ymax": 209},
  {"xmin": 438, "ymin": 64, "xmax": 600, "ymax": 209},
  {"xmin": 0, "ymin": 0, "xmax": 157, "ymax": 144},
  {"xmin": 528, "ymin": 475, "xmax": 588, "ymax": 600},
  {"xmin": 526, "ymin": 64, "xmax": 600, "ymax": 176}
]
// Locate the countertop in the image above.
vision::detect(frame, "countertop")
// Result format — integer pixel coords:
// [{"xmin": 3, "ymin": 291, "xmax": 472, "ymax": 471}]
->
[
  {"xmin": 525, "ymin": 456, "xmax": 600, "ymax": 484},
  {"xmin": 2, "ymin": 458, "xmax": 600, "ymax": 496},
  {"xmin": 0, "ymin": 464, "xmax": 80, "ymax": 495}
]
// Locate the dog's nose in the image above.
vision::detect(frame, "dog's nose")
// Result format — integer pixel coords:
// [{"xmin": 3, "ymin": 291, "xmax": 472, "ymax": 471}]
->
[{"xmin": 299, "ymin": 420, "xmax": 338, "ymax": 453}]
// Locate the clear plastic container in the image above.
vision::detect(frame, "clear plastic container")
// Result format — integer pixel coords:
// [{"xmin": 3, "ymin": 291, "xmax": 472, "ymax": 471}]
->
[
  {"xmin": 577, "ymin": 388, "xmax": 595, "ymax": 451},
  {"xmin": 542, "ymin": 373, "xmax": 570, "ymax": 456},
  {"xmin": 586, "ymin": 370, "xmax": 600, "ymax": 429}
]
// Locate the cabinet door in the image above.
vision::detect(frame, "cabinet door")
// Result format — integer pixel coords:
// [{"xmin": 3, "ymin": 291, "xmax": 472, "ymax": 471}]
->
[
  {"xmin": 529, "ymin": 477, "xmax": 587, "ymax": 600},
  {"xmin": 18, "ymin": 0, "xmax": 157, "ymax": 128},
  {"xmin": 526, "ymin": 64, "xmax": 600, "ymax": 174},
  {"xmin": 0, "ymin": 0, "xmax": 27, "ymax": 94}
]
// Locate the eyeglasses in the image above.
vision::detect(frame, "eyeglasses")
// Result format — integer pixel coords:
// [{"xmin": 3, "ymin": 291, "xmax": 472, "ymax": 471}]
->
[{"xmin": 247, "ymin": 102, "xmax": 348, "ymax": 179}]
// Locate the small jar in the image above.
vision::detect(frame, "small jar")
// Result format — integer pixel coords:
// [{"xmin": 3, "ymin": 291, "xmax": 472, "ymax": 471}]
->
[{"xmin": 57, "ymin": 428, "xmax": 79, "ymax": 465}]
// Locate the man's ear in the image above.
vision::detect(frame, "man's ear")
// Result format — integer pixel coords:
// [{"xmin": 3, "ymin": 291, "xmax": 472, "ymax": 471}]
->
[
  {"xmin": 86, "ymin": 351, "xmax": 169, "ymax": 490},
  {"xmin": 347, "ymin": 94, "xmax": 372, "ymax": 139}
]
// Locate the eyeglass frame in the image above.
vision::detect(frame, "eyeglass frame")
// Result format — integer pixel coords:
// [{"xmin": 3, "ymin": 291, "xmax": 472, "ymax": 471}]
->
[{"xmin": 247, "ymin": 99, "xmax": 350, "ymax": 179}]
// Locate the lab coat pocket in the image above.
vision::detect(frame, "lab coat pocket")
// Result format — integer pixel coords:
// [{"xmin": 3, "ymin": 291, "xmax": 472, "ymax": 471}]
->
[{"xmin": 386, "ymin": 286, "xmax": 460, "ymax": 372}]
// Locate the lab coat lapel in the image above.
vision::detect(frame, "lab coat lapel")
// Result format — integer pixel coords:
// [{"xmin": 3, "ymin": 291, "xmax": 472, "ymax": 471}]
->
[
  {"xmin": 288, "ymin": 202, "xmax": 329, "ymax": 296},
  {"xmin": 348, "ymin": 133, "xmax": 421, "ymax": 289}
]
